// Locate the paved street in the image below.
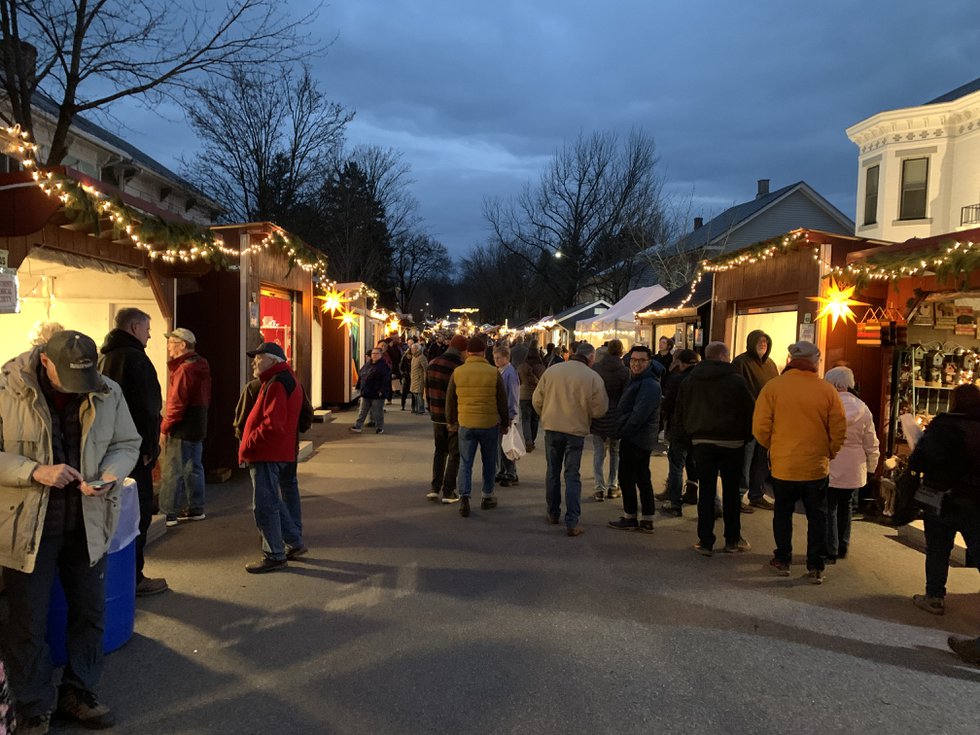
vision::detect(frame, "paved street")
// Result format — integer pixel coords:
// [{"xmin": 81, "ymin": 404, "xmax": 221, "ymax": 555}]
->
[{"xmin": 91, "ymin": 408, "xmax": 980, "ymax": 734}]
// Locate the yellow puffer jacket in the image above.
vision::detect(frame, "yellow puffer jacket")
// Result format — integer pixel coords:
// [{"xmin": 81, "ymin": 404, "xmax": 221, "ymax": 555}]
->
[
  {"xmin": 0, "ymin": 348, "xmax": 141, "ymax": 572},
  {"xmin": 446, "ymin": 356, "xmax": 507, "ymax": 429},
  {"xmin": 752, "ymin": 368, "xmax": 847, "ymax": 482}
]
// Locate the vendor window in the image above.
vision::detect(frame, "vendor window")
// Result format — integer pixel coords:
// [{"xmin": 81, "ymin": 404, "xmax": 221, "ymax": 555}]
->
[
  {"xmin": 259, "ymin": 286, "xmax": 294, "ymax": 364},
  {"xmin": 899, "ymin": 157, "xmax": 928, "ymax": 220},
  {"xmin": 863, "ymin": 165, "xmax": 879, "ymax": 226}
]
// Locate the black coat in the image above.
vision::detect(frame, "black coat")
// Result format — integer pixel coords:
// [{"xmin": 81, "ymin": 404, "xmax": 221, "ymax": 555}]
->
[
  {"xmin": 910, "ymin": 412, "xmax": 980, "ymax": 516},
  {"xmin": 615, "ymin": 365, "xmax": 662, "ymax": 451},
  {"xmin": 591, "ymin": 353, "xmax": 629, "ymax": 438},
  {"xmin": 673, "ymin": 360, "xmax": 754, "ymax": 444},
  {"xmin": 98, "ymin": 329, "xmax": 162, "ymax": 461}
]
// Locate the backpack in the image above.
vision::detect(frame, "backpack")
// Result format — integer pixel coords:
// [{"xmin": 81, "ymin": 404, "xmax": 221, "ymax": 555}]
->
[{"xmin": 298, "ymin": 388, "xmax": 315, "ymax": 433}]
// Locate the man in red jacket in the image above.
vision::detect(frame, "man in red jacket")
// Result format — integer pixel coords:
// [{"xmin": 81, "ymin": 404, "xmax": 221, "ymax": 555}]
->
[{"xmin": 238, "ymin": 342, "xmax": 306, "ymax": 574}]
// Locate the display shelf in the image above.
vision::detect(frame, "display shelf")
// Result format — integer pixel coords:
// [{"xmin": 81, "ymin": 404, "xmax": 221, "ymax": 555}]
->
[{"xmin": 912, "ymin": 382, "xmax": 957, "ymax": 390}]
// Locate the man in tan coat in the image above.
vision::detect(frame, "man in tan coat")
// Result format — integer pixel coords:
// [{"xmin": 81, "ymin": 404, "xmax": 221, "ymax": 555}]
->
[
  {"xmin": 753, "ymin": 341, "xmax": 846, "ymax": 584},
  {"xmin": 533, "ymin": 342, "xmax": 608, "ymax": 536}
]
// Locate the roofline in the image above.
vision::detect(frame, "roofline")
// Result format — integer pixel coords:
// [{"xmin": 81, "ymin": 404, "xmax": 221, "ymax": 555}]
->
[
  {"xmin": 846, "ymin": 85, "xmax": 980, "ymax": 139},
  {"xmin": 845, "ymin": 226, "xmax": 980, "ymax": 263},
  {"xmin": 555, "ymin": 299, "xmax": 612, "ymax": 322}
]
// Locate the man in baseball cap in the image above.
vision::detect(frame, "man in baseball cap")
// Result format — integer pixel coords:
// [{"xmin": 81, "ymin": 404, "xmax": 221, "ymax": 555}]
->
[
  {"xmin": 163, "ymin": 327, "xmax": 196, "ymax": 346},
  {"xmin": 42, "ymin": 330, "xmax": 103, "ymax": 393},
  {"xmin": 245, "ymin": 341, "xmax": 286, "ymax": 361}
]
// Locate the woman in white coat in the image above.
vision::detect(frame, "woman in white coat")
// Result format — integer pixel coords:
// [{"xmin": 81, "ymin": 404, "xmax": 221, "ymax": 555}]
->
[{"xmin": 824, "ymin": 367, "xmax": 880, "ymax": 562}]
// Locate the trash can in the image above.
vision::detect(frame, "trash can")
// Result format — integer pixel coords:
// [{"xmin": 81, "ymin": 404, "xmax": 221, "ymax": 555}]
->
[{"xmin": 46, "ymin": 479, "xmax": 140, "ymax": 666}]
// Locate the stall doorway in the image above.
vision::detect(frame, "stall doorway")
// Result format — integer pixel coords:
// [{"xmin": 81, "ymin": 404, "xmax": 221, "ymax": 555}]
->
[
  {"xmin": 733, "ymin": 305, "xmax": 798, "ymax": 365},
  {"xmin": 259, "ymin": 286, "xmax": 294, "ymax": 363}
]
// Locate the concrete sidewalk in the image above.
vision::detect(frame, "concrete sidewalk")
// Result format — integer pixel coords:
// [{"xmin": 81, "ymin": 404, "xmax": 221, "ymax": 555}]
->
[{"xmin": 92, "ymin": 405, "xmax": 980, "ymax": 734}]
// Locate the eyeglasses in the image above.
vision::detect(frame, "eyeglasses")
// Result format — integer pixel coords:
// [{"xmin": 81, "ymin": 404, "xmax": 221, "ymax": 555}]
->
[{"xmin": 630, "ymin": 357, "xmax": 650, "ymax": 364}]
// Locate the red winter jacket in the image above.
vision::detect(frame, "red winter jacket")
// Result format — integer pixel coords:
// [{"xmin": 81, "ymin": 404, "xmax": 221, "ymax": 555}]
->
[
  {"xmin": 161, "ymin": 351, "xmax": 211, "ymax": 441},
  {"xmin": 238, "ymin": 362, "xmax": 303, "ymax": 463}
]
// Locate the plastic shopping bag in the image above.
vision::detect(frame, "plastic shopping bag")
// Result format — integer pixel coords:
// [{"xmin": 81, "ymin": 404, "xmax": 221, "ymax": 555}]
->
[{"xmin": 502, "ymin": 420, "xmax": 525, "ymax": 460}]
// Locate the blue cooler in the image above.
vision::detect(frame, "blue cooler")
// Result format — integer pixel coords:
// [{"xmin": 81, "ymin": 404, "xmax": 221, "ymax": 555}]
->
[{"xmin": 46, "ymin": 479, "xmax": 140, "ymax": 666}]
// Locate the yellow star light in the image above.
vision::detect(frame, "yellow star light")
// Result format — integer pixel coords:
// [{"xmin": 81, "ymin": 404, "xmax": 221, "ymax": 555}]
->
[
  {"xmin": 316, "ymin": 288, "xmax": 349, "ymax": 314},
  {"xmin": 809, "ymin": 278, "xmax": 867, "ymax": 329},
  {"xmin": 336, "ymin": 307, "xmax": 357, "ymax": 330}
]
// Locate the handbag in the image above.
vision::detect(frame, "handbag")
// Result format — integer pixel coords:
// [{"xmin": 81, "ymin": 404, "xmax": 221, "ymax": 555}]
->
[
  {"xmin": 888, "ymin": 468, "xmax": 921, "ymax": 526},
  {"xmin": 913, "ymin": 482, "xmax": 951, "ymax": 516},
  {"xmin": 502, "ymin": 420, "xmax": 525, "ymax": 460}
]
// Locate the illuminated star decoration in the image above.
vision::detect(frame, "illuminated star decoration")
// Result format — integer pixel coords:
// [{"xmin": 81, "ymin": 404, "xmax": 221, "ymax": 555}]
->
[
  {"xmin": 317, "ymin": 288, "xmax": 349, "ymax": 314},
  {"xmin": 808, "ymin": 277, "xmax": 867, "ymax": 329},
  {"xmin": 336, "ymin": 307, "xmax": 357, "ymax": 330},
  {"xmin": 385, "ymin": 316, "xmax": 400, "ymax": 335}
]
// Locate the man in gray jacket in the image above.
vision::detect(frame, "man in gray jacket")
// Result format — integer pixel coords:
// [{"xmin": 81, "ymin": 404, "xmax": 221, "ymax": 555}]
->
[{"xmin": 0, "ymin": 331, "xmax": 141, "ymax": 733}]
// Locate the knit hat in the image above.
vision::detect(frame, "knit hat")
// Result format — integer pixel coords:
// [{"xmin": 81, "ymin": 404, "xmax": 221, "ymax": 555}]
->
[
  {"xmin": 450, "ymin": 334, "xmax": 468, "ymax": 351},
  {"xmin": 466, "ymin": 336, "xmax": 487, "ymax": 353},
  {"xmin": 788, "ymin": 341, "xmax": 820, "ymax": 364}
]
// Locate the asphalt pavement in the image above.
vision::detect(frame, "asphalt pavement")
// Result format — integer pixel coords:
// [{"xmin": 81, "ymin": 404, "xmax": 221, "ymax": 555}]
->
[{"xmin": 84, "ymin": 406, "xmax": 980, "ymax": 734}]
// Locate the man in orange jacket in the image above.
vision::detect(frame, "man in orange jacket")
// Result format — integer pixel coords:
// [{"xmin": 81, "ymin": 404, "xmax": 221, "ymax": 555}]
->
[{"xmin": 753, "ymin": 341, "xmax": 846, "ymax": 584}]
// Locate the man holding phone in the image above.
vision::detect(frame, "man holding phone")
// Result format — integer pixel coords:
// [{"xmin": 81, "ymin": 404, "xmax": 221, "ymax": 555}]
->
[{"xmin": 0, "ymin": 330, "xmax": 141, "ymax": 733}]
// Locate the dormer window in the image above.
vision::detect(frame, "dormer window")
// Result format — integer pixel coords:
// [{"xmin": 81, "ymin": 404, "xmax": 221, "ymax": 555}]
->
[{"xmin": 899, "ymin": 157, "xmax": 928, "ymax": 220}]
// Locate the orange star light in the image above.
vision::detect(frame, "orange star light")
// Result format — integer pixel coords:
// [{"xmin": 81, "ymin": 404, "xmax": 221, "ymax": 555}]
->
[{"xmin": 809, "ymin": 278, "xmax": 867, "ymax": 329}]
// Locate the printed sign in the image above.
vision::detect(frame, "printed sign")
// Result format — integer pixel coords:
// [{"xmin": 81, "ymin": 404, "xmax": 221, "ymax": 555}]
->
[{"xmin": 0, "ymin": 268, "xmax": 19, "ymax": 313}]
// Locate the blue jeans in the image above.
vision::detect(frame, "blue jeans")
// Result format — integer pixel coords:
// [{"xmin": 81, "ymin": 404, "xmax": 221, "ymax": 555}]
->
[
  {"xmin": 458, "ymin": 426, "xmax": 499, "ymax": 498},
  {"xmin": 159, "ymin": 438, "xmax": 205, "ymax": 517},
  {"xmin": 772, "ymin": 476, "xmax": 829, "ymax": 571},
  {"xmin": 520, "ymin": 399, "xmax": 539, "ymax": 444},
  {"xmin": 353, "ymin": 397, "xmax": 385, "ymax": 429},
  {"xmin": 249, "ymin": 461, "xmax": 303, "ymax": 561},
  {"xmin": 592, "ymin": 435, "xmax": 620, "ymax": 493},
  {"xmin": 740, "ymin": 439, "xmax": 769, "ymax": 502},
  {"xmin": 826, "ymin": 487, "xmax": 858, "ymax": 559},
  {"xmin": 545, "ymin": 431, "xmax": 585, "ymax": 529}
]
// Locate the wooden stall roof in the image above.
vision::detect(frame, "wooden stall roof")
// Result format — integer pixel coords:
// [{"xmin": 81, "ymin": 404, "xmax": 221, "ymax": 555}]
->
[{"xmin": 845, "ymin": 225, "xmax": 980, "ymax": 264}]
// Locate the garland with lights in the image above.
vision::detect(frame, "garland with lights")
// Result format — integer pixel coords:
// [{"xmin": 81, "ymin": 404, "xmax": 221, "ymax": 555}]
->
[{"xmin": 832, "ymin": 238, "xmax": 980, "ymax": 287}]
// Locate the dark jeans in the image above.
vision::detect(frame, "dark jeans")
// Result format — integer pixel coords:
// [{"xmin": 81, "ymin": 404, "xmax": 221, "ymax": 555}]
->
[
  {"xmin": 665, "ymin": 440, "xmax": 696, "ymax": 506},
  {"xmin": 131, "ymin": 457, "xmax": 155, "ymax": 583},
  {"xmin": 740, "ymin": 439, "xmax": 769, "ymax": 502},
  {"xmin": 826, "ymin": 486, "xmax": 858, "ymax": 559},
  {"xmin": 692, "ymin": 443, "xmax": 743, "ymax": 549},
  {"xmin": 1, "ymin": 529, "xmax": 106, "ymax": 717},
  {"xmin": 771, "ymin": 476, "xmax": 829, "ymax": 571},
  {"xmin": 519, "ymin": 399, "xmax": 539, "ymax": 445},
  {"xmin": 497, "ymin": 431, "xmax": 518, "ymax": 480},
  {"xmin": 618, "ymin": 438, "xmax": 654, "ymax": 519},
  {"xmin": 401, "ymin": 373, "xmax": 411, "ymax": 410},
  {"xmin": 431, "ymin": 423, "xmax": 460, "ymax": 494},
  {"xmin": 249, "ymin": 461, "xmax": 303, "ymax": 561},
  {"xmin": 922, "ymin": 511, "xmax": 980, "ymax": 598},
  {"xmin": 458, "ymin": 426, "xmax": 499, "ymax": 498},
  {"xmin": 545, "ymin": 431, "xmax": 585, "ymax": 529}
]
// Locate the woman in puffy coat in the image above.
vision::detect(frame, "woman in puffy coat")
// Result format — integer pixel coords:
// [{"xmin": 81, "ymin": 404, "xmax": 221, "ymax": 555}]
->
[
  {"xmin": 823, "ymin": 367, "xmax": 879, "ymax": 562},
  {"xmin": 410, "ymin": 343, "xmax": 428, "ymax": 414}
]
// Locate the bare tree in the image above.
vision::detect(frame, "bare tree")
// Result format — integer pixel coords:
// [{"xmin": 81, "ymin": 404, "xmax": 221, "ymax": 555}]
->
[
  {"xmin": 183, "ymin": 66, "xmax": 352, "ymax": 222},
  {"xmin": 484, "ymin": 130, "xmax": 668, "ymax": 310},
  {"xmin": 0, "ymin": 0, "xmax": 322, "ymax": 165},
  {"xmin": 392, "ymin": 233, "xmax": 450, "ymax": 313},
  {"xmin": 347, "ymin": 145, "xmax": 420, "ymax": 243}
]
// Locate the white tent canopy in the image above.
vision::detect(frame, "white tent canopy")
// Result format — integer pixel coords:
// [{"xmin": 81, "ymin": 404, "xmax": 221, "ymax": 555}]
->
[{"xmin": 575, "ymin": 284, "xmax": 668, "ymax": 347}]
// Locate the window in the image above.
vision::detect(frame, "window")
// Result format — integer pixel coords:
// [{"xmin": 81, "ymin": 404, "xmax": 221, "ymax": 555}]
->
[
  {"xmin": 863, "ymin": 165, "xmax": 879, "ymax": 226},
  {"xmin": 899, "ymin": 157, "xmax": 928, "ymax": 220}
]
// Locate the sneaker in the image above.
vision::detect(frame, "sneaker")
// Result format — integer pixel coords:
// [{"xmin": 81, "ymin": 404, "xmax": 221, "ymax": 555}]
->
[
  {"xmin": 638, "ymin": 520, "xmax": 654, "ymax": 534},
  {"xmin": 441, "ymin": 492, "xmax": 460, "ymax": 504},
  {"xmin": 526, "ymin": 441, "xmax": 535, "ymax": 452},
  {"xmin": 17, "ymin": 712, "xmax": 51, "ymax": 735},
  {"xmin": 654, "ymin": 490, "xmax": 668, "ymax": 501},
  {"xmin": 498, "ymin": 478, "xmax": 512, "ymax": 487},
  {"xmin": 948, "ymin": 635, "xmax": 980, "ymax": 665},
  {"xmin": 805, "ymin": 569, "xmax": 825, "ymax": 585},
  {"xmin": 480, "ymin": 496, "xmax": 498, "ymax": 510},
  {"xmin": 426, "ymin": 491, "xmax": 441, "ymax": 502},
  {"xmin": 912, "ymin": 594, "xmax": 945, "ymax": 615},
  {"xmin": 135, "ymin": 577, "xmax": 169, "ymax": 596},
  {"xmin": 459, "ymin": 497, "xmax": 470, "ymax": 517},
  {"xmin": 349, "ymin": 426, "xmax": 362, "ymax": 433},
  {"xmin": 245, "ymin": 558, "xmax": 288, "ymax": 574},
  {"xmin": 57, "ymin": 686, "xmax": 115, "ymax": 729},
  {"xmin": 749, "ymin": 496, "xmax": 776, "ymax": 511},
  {"xmin": 769, "ymin": 558, "xmax": 791, "ymax": 576},
  {"xmin": 495, "ymin": 473, "xmax": 506, "ymax": 483},
  {"xmin": 693, "ymin": 543, "xmax": 713, "ymax": 557},
  {"xmin": 606, "ymin": 487, "xmax": 622, "ymax": 499},
  {"xmin": 366, "ymin": 421, "xmax": 376, "ymax": 427},
  {"xmin": 508, "ymin": 477, "xmax": 519, "ymax": 486},
  {"xmin": 285, "ymin": 544, "xmax": 308, "ymax": 560},
  {"xmin": 165, "ymin": 515, "xmax": 179, "ymax": 527},
  {"xmin": 608, "ymin": 517, "xmax": 639, "ymax": 531},
  {"xmin": 659, "ymin": 503, "xmax": 682, "ymax": 517},
  {"xmin": 592, "ymin": 491, "xmax": 605, "ymax": 502},
  {"xmin": 375, "ymin": 428, "xmax": 384, "ymax": 434},
  {"xmin": 181, "ymin": 510, "xmax": 205, "ymax": 522},
  {"xmin": 567, "ymin": 526, "xmax": 584, "ymax": 537},
  {"xmin": 546, "ymin": 514, "xmax": 560, "ymax": 525},
  {"xmin": 723, "ymin": 537, "xmax": 751, "ymax": 553}
]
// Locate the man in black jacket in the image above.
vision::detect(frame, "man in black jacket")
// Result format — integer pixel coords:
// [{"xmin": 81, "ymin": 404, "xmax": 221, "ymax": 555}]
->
[
  {"xmin": 674, "ymin": 341, "xmax": 755, "ymax": 556},
  {"xmin": 732, "ymin": 330, "xmax": 779, "ymax": 512},
  {"xmin": 98, "ymin": 308, "xmax": 167, "ymax": 597},
  {"xmin": 660, "ymin": 349, "xmax": 701, "ymax": 516}
]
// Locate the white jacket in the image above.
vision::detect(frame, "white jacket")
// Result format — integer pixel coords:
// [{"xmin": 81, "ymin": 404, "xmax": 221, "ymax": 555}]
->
[{"xmin": 828, "ymin": 391, "xmax": 880, "ymax": 489}]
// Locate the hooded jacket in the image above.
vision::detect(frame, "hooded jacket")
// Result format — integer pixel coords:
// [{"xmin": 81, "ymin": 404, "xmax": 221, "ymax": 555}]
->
[
  {"xmin": 614, "ymin": 364, "xmax": 662, "ymax": 451},
  {"xmin": 590, "ymin": 352, "xmax": 630, "ymax": 438},
  {"xmin": 0, "ymin": 348, "xmax": 141, "ymax": 572},
  {"xmin": 828, "ymin": 391, "xmax": 880, "ymax": 489},
  {"xmin": 732, "ymin": 329, "xmax": 780, "ymax": 400},
  {"xmin": 673, "ymin": 360, "xmax": 755, "ymax": 444},
  {"xmin": 98, "ymin": 328, "xmax": 162, "ymax": 461},
  {"xmin": 162, "ymin": 351, "xmax": 211, "ymax": 441},
  {"xmin": 753, "ymin": 368, "xmax": 847, "ymax": 481}
]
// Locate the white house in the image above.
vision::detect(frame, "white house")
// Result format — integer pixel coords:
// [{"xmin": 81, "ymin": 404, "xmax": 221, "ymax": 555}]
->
[{"xmin": 846, "ymin": 77, "xmax": 980, "ymax": 242}]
